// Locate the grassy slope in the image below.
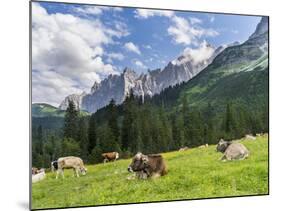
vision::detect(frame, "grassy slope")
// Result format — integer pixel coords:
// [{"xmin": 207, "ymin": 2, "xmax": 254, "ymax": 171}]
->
[
  {"xmin": 178, "ymin": 55, "xmax": 268, "ymax": 110},
  {"xmin": 32, "ymin": 136, "xmax": 268, "ymax": 209}
]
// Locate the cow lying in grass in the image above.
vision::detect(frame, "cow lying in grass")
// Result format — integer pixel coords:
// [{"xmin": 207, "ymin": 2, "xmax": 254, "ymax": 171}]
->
[
  {"xmin": 32, "ymin": 169, "xmax": 46, "ymax": 183},
  {"xmin": 127, "ymin": 152, "xmax": 167, "ymax": 179},
  {"xmin": 216, "ymin": 139, "xmax": 249, "ymax": 161},
  {"xmin": 102, "ymin": 152, "xmax": 119, "ymax": 163},
  {"xmin": 53, "ymin": 156, "xmax": 87, "ymax": 179},
  {"xmin": 198, "ymin": 144, "xmax": 209, "ymax": 148}
]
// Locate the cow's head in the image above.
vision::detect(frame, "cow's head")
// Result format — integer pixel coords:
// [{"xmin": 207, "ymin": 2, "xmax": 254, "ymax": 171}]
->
[
  {"xmin": 128, "ymin": 152, "xmax": 148, "ymax": 173},
  {"xmin": 216, "ymin": 139, "xmax": 231, "ymax": 152},
  {"xmin": 80, "ymin": 167, "xmax": 87, "ymax": 175}
]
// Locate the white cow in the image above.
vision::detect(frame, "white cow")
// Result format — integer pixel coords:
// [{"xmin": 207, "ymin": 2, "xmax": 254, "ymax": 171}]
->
[
  {"xmin": 32, "ymin": 169, "xmax": 46, "ymax": 183},
  {"xmin": 56, "ymin": 156, "xmax": 87, "ymax": 179}
]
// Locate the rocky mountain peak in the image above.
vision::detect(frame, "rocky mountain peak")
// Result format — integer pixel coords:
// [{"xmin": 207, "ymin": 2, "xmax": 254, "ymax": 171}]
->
[
  {"xmin": 249, "ymin": 17, "xmax": 269, "ymax": 39},
  {"xmin": 91, "ymin": 82, "xmax": 100, "ymax": 94}
]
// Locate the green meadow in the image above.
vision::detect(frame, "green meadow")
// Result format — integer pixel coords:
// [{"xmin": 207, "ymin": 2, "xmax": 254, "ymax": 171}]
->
[{"xmin": 32, "ymin": 136, "xmax": 268, "ymax": 210}]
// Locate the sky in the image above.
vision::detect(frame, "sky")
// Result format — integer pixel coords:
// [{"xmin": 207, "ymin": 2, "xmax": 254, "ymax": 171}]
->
[{"xmin": 32, "ymin": 1, "xmax": 261, "ymax": 106}]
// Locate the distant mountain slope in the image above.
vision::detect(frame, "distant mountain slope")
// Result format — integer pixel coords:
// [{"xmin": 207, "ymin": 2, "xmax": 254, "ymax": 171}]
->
[
  {"xmin": 150, "ymin": 17, "xmax": 268, "ymax": 113},
  {"xmin": 59, "ymin": 43, "xmax": 227, "ymax": 113},
  {"xmin": 32, "ymin": 103, "xmax": 89, "ymax": 117}
]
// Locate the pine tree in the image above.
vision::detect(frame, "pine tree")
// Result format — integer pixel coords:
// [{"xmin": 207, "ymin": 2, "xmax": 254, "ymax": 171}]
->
[
  {"xmin": 88, "ymin": 114, "xmax": 97, "ymax": 154},
  {"xmin": 78, "ymin": 118, "xmax": 89, "ymax": 161},
  {"xmin": 63, "ymin": 100, "xmax": 79, "ymax": 140},
  {"xmin": 108, "ymin": 99, "xmax": 120, "ymax": 144},
  {"xmin": 223, "ymin": 102, "xmax": 238, "ymax": 139},
  {"xmin": 89, "ymin": 139, "xmax": 103, "ymax": 164}
]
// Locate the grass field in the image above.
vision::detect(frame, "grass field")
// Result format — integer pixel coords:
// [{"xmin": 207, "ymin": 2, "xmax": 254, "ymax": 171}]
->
[{"xmin": 32, "ymin": 136, "xmax": 268, "ymax": 210}]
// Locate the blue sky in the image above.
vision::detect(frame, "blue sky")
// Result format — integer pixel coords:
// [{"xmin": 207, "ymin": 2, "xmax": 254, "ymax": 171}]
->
[{"xmin": 32, "ymin": 1, "xmax": 261, "ymax": 106}]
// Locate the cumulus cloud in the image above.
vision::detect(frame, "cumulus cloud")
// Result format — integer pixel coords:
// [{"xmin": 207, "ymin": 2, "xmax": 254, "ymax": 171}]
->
[
  {"xmin": 168, "ymin": 16, "xmax": 219, "ymax": 45},
  {"xmin": 124, "ymin": 42, "xmax": 141, "ymax": 55},
  {"xmin": 32, "ymin": 3, "xmax": 125, "ymax": 106},
  {"xmin": 176, "ymin": 40, "xmax": 215, "ymax": 65},
  {"xmin": 134, "ymin": 9, "xmax": 174, "ymax": 19}
]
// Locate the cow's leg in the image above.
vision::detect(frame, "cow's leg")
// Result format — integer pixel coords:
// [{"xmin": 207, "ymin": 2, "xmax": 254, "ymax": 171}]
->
[
  {"xmin": 56, "ymin": 170, "xmax": 59, "ymax": 179},
  {"xmin": 72, "ymin": 168, "xmax": 76, "ymax": 177},
  {"xmin": 61, "ymin": 169, "xmax": 65, "ymax": 179},
  {"xmin": 75, "ymin": 168, "xmax": 80, "ymax": 177},
  {"xmin": 103, "ymin": 158, "xmax": 108, "ymax": 164}
]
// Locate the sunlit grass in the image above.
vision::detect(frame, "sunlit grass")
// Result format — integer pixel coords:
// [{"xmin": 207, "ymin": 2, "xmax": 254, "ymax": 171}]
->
[{"xmin": 32, "ymin": 136, "xmax": 268, "ymax": 210}]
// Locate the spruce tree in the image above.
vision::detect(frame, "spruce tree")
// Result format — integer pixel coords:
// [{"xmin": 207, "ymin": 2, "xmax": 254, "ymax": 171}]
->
[
  {"xmin": 108, "ymin": 99, "xmax": 120, "ymax": 144},
  {"xmin": 88, "ymin": 114, "xmax": 97, "ymax": 154},
  {"xmin": 63, "ymin": 100, "xmax": 79, "ymax": 140},
  {"xmin": 78, "ymin": 118, "xmax": 89, "ymax": 161}
]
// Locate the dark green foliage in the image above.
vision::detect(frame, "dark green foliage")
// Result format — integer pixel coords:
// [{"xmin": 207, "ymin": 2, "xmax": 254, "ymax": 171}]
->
[
  {"xmin": 63, "ymin": 100, "xmax": 79, "ymax": 140},
  {"xmin": 78, "ymin": 118, "xmax": 89, "ymax": 161},
  {"xmin": 108, "ymin": 99, "xmax": 120, "ymax": 145},
  {"xmin": 88, "ymin": 114, "xmax": 97, "ymax": 154},
  {"xmin": 61, "ymin": 138, "xmax": 81, "ymax": 157},
  {"xmin": 89, "ymin": 140, "xmax": 103, "ymax": 164}
]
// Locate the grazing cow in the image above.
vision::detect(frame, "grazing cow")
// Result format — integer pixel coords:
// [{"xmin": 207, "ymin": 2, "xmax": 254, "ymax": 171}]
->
[
  {"xmin": 32, "ymin": 169, "xmax": 46, "ymax": 183},
  {"xmin": 198, "ymin": 144, "xmax": 208, "ymax": 148},
  {"xmin": 179, "ymin": 146, "xmax": 189, "ymax": 151},
  {"xmin": 128, "ymin": 152, "xmax": 167, "ymax": 179},
  {"xmin": 56, "ymin": 156, "xmax": 87, "ymax": 179},
  {"xmin": 32, "ymin": 167, "xmax": 39, "ymax": 175},
  {"xmin": 245, "ymin": 134, "xmax": 256, "ymax": 140},
  {"xmin": 216, "ymin": 139, "xmax": 249, "ymax": 161},
  {"xmin": 102, "ymin": 152, "xmax": 119, "ymax": 163}
]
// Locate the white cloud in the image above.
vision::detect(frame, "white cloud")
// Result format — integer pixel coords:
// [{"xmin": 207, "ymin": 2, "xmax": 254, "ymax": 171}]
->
[
  {"xmin": 210, "ymin": 16, "xmax": 215, "ymax": 23},
  {"xmin": 174, "ymin": 40, "xmax": 215, "ymax": 65},
  {"xmin": 106, "ymin": 52, "xmax": 125, "ymax": 63},
  {"xmin": 32, "ymin": 3, "xmax": 125, "ymax": 106},
  {"xmin": 74, "ymin": 5, "xmax": 123, "ymax": 16},
  {"xmin": 134, "ymin": 9, "xmax": 174, "ymax": 19},
  {"xmin": 143, "ymin": 44, "xmax": 152, "ymax": 49},
  {"xmin": 74, "ymin": 6, "xmax": 103, "ymax": 16},
  {"xmin": 124, "ymin": 42, "xmax": 141, "ymax": 55},
  {"xmin": 168, "ymin": 16, "xmax": 219, "ymax": 46},
  {"xmin": 189, "ymin": 17, "xmax": 202, "ymax": 25},
  {"xmin": 134, "ymin": 60, "xmax": 147, "ymax": 69}
]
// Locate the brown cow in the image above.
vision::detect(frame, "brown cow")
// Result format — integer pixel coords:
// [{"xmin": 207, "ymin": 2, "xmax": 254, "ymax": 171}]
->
[
  {"xmin": 102, "ymin": 152, "xmax": 119, "ymax": 163},
  {"xmin": 128, "ymin": 152, "xmax": 167, "ymax": 179}
]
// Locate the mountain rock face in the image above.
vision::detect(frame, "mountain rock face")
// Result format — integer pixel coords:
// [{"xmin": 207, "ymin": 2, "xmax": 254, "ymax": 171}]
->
[
  {"xmin": 59, "ymin": 92, "xmax": 86, "ymax": 111},
  {"xmin": 59, "ymin": 44, "xmax": 226, "ymax": 113}
]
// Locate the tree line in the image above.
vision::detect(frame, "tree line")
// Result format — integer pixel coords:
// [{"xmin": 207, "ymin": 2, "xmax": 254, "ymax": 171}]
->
[{"xmin": 32, "ymin": 92, "xmax": 268, "ymax": 168}]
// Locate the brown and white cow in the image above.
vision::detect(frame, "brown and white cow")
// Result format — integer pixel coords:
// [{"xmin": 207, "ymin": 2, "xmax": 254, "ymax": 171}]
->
[
  {"xmin": 55, "ymin": 156, "xmax": 87, "ymax": 179},
  {"xmin": 128, "ymin": 152, "xmax": 167, "ymax": 179},
  {"xmin": 102, "ymin": 152, "xmax": 119, "ymax": 163},
  {"xmin": 32, "ymin": 167, "xmax": 39, "ymax": 175}
]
